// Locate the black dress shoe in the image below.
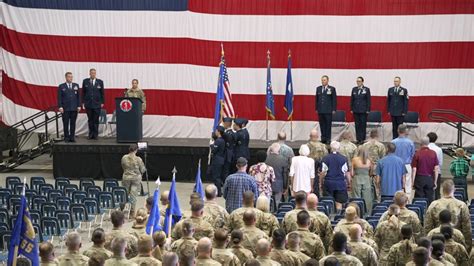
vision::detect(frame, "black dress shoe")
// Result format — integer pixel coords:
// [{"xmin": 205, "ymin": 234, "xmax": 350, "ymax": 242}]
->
[
  {"xmin": 64, "ymin": 139, "xmax": 70, "ymax": 143},
  {"xmin": 70, "ymin": 139, "xmax": 76, "ymax": 143},
  {"xmin": 87, "ymin": 136, "xmax": 93, "ymax": 140}
]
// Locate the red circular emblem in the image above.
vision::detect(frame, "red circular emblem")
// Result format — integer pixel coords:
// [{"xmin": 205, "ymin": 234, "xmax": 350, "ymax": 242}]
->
[{"xmin": 120, "ymin": 99, "xmax": 132, "ymax": 112}]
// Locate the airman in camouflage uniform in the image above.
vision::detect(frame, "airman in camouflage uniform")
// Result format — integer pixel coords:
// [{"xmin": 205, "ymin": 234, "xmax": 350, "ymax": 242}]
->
[
  {"xmin": 385, "ymin": 224, "xmax": 417, "ymax": 266},
  {"xmin": 83, "ymin": 229, "xmax": 113, "ymax": 262},
  {"xmin": 195, "ymin": 237, "xmax": 221, "ymax": 266},
  {"xmin": 172, "ymin": 200, "xmax": 214, "ymax": 241},
  {"xmin": 121, "ymin": 144, "xmax": 146, "ymax": 216},
  {"xmin": 286, "ymin": 231, "xmax": 311, "ymax": 264},
  {"xmin": 124, "ymin": 80, "xmax": 147, "ymax": 112},
  {"xmin": 361, "ymin": 130, "xmax": 386, "ymax": 163},
  {"xmin": 441, "ymin": 224, "xmax": 470, "ymax": 266},
  {"xmin": 228, "ymin": 229, "xmax": 254, "ymax": 265},
  {"xmin": 294, "ymin": 210, "xmax": 326, "ymax": 261},
  {"xmin": 203, "ymin": 192, "xmax": 229, "ymax": 229},
  {"xmin": 256, "ymin": 196, "xmax": 280, "ymax": 237},
  {"xmin": 105, "ymin": 211, "xmax": 138, "ymax": 259},
  {"xmin": 374, "ymin": 205, "xmax": 405, "ymax": 264},
  {"xmin": 307, "ymin": 193, "xmax": 334, "ymax": 252},
  {"xmin": 227, "ymin": 206, "xmax": 264, "ymax": 232},
  {"xmin": 334, "ymin": 213, "xmax": 374, "ymax": 239},
  {"xmin": 130, "ymin": 235, "xmax": 162, "ymax": 266},
  {"xmin": 104, "ymin": 236, "xmax": 137, "ymax": 266},
  {"xmin": 255, "ymin": 239, "xmax": 281, "ymax": 266},
  {"xmin": 321, "ymin": 232, "xmax": 363, "ymax": 266},
  {"xmin": 39, "ymin": 242, "xmax": 59, "ymax": 266},
  {"xmin": 428, "ymin": 226, "xmax": 467, "ymax": 249},
  {"xmin": 424, "ymin": 180, "xmax": 472, "ymax": 252},
  {"xmin": 307, "ymin": 130, "xmax": 328, "ymax": 161},
  {"xmin": 347, "ymin": 224, "xmax": 378, "ymax": 266},
  {"xmin": 240, "ymin": 210, "xmax": 270, "ymax": 256},
  {"xmin": 58, "ymin": 233, "xmax": 90, "ymax": 266},
  {"xmin": 338, "ymin": 131, "xmax": 358, "ymax": 169},
  {"xmin": 379, "ymin": 191, "xmax": 423, "ymax": 240},
  {"xmin": 269, "ymin": 229, "xmax": 301, "ymax": 266},
  {"xmin": 211, "ymin": 228, "xmax": 240, "ymax": 266}
]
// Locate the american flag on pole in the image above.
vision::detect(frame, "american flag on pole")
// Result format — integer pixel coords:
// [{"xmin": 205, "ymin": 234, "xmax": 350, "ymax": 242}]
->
[{"xmin": 220, "ymin": 47, "xmax": 235, "ymax": 119}]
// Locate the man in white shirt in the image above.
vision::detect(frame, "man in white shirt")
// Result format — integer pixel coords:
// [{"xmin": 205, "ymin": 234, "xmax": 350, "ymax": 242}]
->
[
  {"xmin": 289, "ymin": 144, "xmax": 315, "ymax": 196},
  {"xmin": 427, "ymin": 132, "xmax": 443, "ymax": 199}
]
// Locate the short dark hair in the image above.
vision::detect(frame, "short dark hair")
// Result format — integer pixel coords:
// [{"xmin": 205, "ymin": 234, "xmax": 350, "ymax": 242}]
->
[
  {"xmin": 272, "ymin": 228, "xmax": 286, "ymax": 248},
  {"xmin": 431, "ymin": 239, "xmax": 445, "ymax": 258},
  {"xmin": 430, "ymin": 233, "xmax": 445, "ymax": 243},
  {"xmin": 357, "ymin": 76, "xmax": 364, "ymax": 82},
  {"xmin": 438, "ymin": 209, "xmax": 452, "ymax": 224},
  {"xmin": 146, "ymin": 196, "xmax": 154, "ymax": 208},
  {"xmin": 129, "ymin": 144, "xmax": 138, "ymax": 153},
  {"xmin": 297, "ymin": 210, "xmax": 311, "ymax": 226},
  {"xmin": 416, "ymin": 237, "xmax": 431, "ymax": 249},
  {"xmin": 332, "ymin": 232, "xmax": 347, "ymax": 252},
  {"xmin": 231, "ymin": 229, "xmax": 243, "ymax": 244},
  {"xmin": 214, "ymin": 228, "xmax": 228, "ymax": 245},
  {"xmin": 65, "ymin": 72, "xmax": 72, "ymax": 77},
  {"xmin": 91, "ymin": 228, "xmax": 106, "ymax": 245},
  {"xmin": 294, "ymin": 191, "xmax": 307, "ymax": 205},
  {"xmin": 322, "ymin": 257, "xmax": 340, "ymax": 266},
  {"xmin": 256, "ymin": 151, "xmax": 267, "ymax": 163},
  {"xmin": 440, "ymin": 224, "xmax": 453, "ymax": 240},
  {"xmin": 110, "ymin": 210, "xmax": 125, "ymax": 227},
  {"xmin": 394, "ymin": 76, "xmax": 401, "ymax": 81},
  {"xmin": 190, "ymin": 200, "xmax": 204, "ymax": 212},
  {"xmin": 386, "ymin": 143, "xmax": 396, "ymax": 153},
  {"xmin": 369, "ymin": 129, "xmax": 379, "ymax": 139},
  {"xmin": 401, "ymin": 224, "xmax": 413, "ymax": 239},
  {"xmin": 89, "ymin": 68, "xmax": 96, "ymax": 72},
  {"xmin": 321, "ymin": 75, "xmax": 329, "ymax": 80},
  {"xmin": 243, "ymin": 191, "xmax": 255, "ymax": 206},
  {"xmin": 427, "ymin": 132, "xmax": 438, "ymax": 143},
  {"xmin": 413, "ymin": 247, "xmax": 429, "ymax": 265},
  {"xmin": 303, "ymin": 259, "xmax": 320, "ymax": 266}
]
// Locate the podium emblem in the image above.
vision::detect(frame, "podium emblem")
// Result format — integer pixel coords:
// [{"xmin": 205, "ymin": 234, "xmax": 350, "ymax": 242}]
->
[{"xmin": 120, "ymin": 99, "xmax": 133, "ymax": 112}]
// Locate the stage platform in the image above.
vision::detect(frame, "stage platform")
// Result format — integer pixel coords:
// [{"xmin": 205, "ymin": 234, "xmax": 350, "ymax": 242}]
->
[{"xmin": 52, "ymin": 137, "xmax": 307, "ymax": 181}]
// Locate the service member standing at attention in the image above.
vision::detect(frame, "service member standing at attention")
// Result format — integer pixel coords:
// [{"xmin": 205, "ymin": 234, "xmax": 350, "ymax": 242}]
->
[
  {"xmin": 58, "ymin": 72, "xmax": 81, "ymax": 143},
  {"xmin": 210, "ymin": 126, "xmax": 226, "ymax": 196},
  {"xmin": 234, "ymin": 118, "xmax": 250, "ymax": 161},
  {"xmin": 222, "ymin": 117, "xmax": 235, "ymax": 177},
  {"xmin": 350, "ymin": 77, "xmax": 371, "ymax": 144},
  {"xmin": 387, "ymin": 76, "xmax": 409, "ymax": 139},
  {"xmin": 125, "ymin": 79, "xmax": 146, "ymax": 113},
  {"xmin": 121, "ymin": 144, "xmax": 146, "ymax": 218},
  {"xmin": 315, "ymin": 75, "xmax": 337, "ymax": 144},
  {"xmin": 82, "ymin": 68, "xmax": 104, "ymax": 140}
]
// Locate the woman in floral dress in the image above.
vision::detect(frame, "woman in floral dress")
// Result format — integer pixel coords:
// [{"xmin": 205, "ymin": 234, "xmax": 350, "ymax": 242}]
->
[{"xmin": 249, "ymin": 151, "xmax": 276, "ymax": 198}]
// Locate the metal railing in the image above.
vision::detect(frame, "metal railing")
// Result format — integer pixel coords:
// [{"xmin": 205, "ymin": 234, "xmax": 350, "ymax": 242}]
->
[{"xmin": 428, "ymin": 109, "xmax": 474, "ymax": 147}]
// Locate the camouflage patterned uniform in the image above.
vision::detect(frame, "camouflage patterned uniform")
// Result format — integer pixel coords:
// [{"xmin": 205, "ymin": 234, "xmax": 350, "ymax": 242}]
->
[
  {"xmin": 255, "ymin": 256, "xmax": 281, "ymax": 266},
  {"xmin": 125, "ymin": 88, "xmax": 146, "ymax": 112},
  {"xmin": 424, "ymin": 197, "xmax": 472, "ymax": 252},
  {"xmin": 258, "ymin": 212, "xmax": 280, "ymax": 237},
  {"xmin": 347, "ymin": 240, "xmax": 378, "ymax": 266},
  {"xmin": 104, "ymin": 229, "xmax": 138, "ymax": 259},
  {"xmin": 362, "ymin": 139, "xmax": 386, "ymax": 163},
  {"xmin": 211, "ymin": 248, "xmax": 240, "ymax": 266},
  {"xmin": 104, "ymin": 256, "xmax": 137, "ymax": 266},
  {"xmin": 379, "ymin": 207, "xmax": 423, "ymax": 240},
  {"xmin": 334, "ymin": 218, "xmax": 374, "ymax": 239},
  {"xmin": 295, "ymin": 228, "xmax": 326, "ymax": 261},
  {"xmin": 287, "ymin": 248, "xmax": 310, "ymax": 264},
  {"xmin": 228, "ymin": 245, "xmax": 254, "ymax": 265},
  {"xmin": 194, "ymin": 258, "xmax": 221, "ymax": 266},
  {"xmin": 282, "ymin": 208, "xmax": 324, "ymax": 234},
  {"xmin": 58, "ymin": 251, "xmax": 89, "ymax": 266},
  {"xmin": 41, "ymin": 259, "xmax": 59, "ymax": 266},
  {"xmin": 374, "ymin": 220, "xmax": 405, "ymax": 263},
  {"xmin": 319, "ymin": 252, "xmax": 363, "ymax": 266},
  {"xmin": 363, "ymin": 237, "xmax": 379, "ymax": 256},
  {"xmin": 385, "ymin": 239, "xmax": 417, "ymax": 266},
  {"xmin": 226, "ymin": 207, "xmax": 264, "ymax": 232},
  {"xmin": 443, "ymin": 253, "xmax": 457, "ymax": 265},
  {"xmin": 240, "ymin": 225, "xmax": 270, "ymax": 255},
  {"xmin": 130, "ymin": 255, "xmax": 162, "ymax": 266},
  {"xmin": 170, "ymin": 236, "xmax": 198, "ymax": 256},
  {"xmin": 428, "ymin": 226, "xmax": 467, "ymax": 249},
  {"xmin": 121, "ymin": 153, "xmax": 146, "ymax": 214},
  {"xmin": 444, "ymin": 239, "xmax": 470, "ymax": 266},
  {"xmin": 307, "ymin": 141, "xmax": 328, "ymax": 161},
  {"xmin": 172, "ymin": 217, "xmax": 214, "ymax": 241},
  {"xmin": 405, "ymin": 260, "xmax": 444, "ymax": 266},
  {"xmin": 129, "ymin": 224, "xmax": 146, "ymax": 240},
  {"xmin": 83, "ymin": 245, "xmax": 113, "ymax": 261},
  {"xmin": 269, "ymin": 248, "xmax": 301, "ymax": 266},
  {"xmin": 339, "ymin": 140, "xmax": 358, "ymax": 169},
  {"xmin": 307, "ymin": 209, "xmax": 333, "ymax": 252},
  {"xmin": 203, "ymin": 200, "xmax": 229, "ymax": 229}
]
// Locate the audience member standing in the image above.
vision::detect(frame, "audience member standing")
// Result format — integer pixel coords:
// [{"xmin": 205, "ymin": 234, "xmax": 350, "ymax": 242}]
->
[
  {"xmin": 265, "ymin": 143, "xmax": 289, "ymax": 207},
  {"xmin": 427, "ymin": 132, "xmax": 443, "ymax": 199},
  {"xmin": 351, "ymin": 146, "xmax": 374, "ymax": 213},
  {"xmin": 121, "ymin": 144, "xmax": 146, "ymax": 218},
  {"xmin": 411, "ymin": 137, "xmax": 439, "ymax": 204},
  {"xmin": 289, "ymin": 145, "xmax": 315, "ymax": 196},
  {"xmin": 249, "ymin": 151, "xmax": 276, "ymax": 199},
  {"xmin": 267, "ymin": 131, "xmax": 295, "ymax": 164},
  {"xmin": 375, "ymin": 143, "xmax": 406, "ymax": 197},
  {"xmin": 449, "ymin": 148, "xmax": 470, "ymax": 200},
  {"xmin": 307, "ymin": 129, "xmax": 328, "ymax": 197},
  {"xmin": 320, "ymin": 141, "xmax": 350, "ymax": 212},
  {"xmin": 223, "ymin": 157, "xmax": 259, "ymax": 213},
  {"xmin": 392, "ymin": 125, "xmax": 415, "ymax": 200}
]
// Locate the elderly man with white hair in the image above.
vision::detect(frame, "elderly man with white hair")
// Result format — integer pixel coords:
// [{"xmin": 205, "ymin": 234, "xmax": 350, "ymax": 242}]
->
[
  {"xmin": 289, "ymin": 144, "xmax": 315, "ymax": 196},
  {"xmin": 265, "ymin": 143, "xmax": 289, "ymax": 206},
  {"xmin": 320, "ymin": 141, "xmax": 351, "ymax": 212}
]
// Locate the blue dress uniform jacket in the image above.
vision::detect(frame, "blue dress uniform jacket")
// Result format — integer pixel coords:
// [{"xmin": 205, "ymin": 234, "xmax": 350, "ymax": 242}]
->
[
  {"xmin": 234, "ymin": 129, "xmax": 250, "ymax": 160},
  {"xmin": 223, "ymin": 129, "xmax": 236, "ymax": 163},
  {"xmin": 315, "ymin": 85, "xmax": 337, "ymax": 114},
  {"xmin": 82, "ymin": 78, "xmax": 104, "ymax": 109},
  {"xmin": 350, "ymin": 87, "xmax": 371, "ymax": 113},
  {"xmin": 387, "ymin": 87, "xmax": 409, "ymax": 116},
  {"xmin": 211, "ymin": 138, "xmax": 226, "ymax": 166},
  {"xmin": 58, "ymin": 83, "xmax": 80, "ymax": 111}
]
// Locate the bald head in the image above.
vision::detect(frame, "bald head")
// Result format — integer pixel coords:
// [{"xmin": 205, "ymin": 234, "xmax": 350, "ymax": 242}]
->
[
  {"xmin": 256, "ymin": 239, "xmax": 271, "ymax": 256},
  {"xmin": 307, "ymin": 193, "xmax": 318, "ymax": 209},
  {"xmin": 349, "ymin": 224, "xmax": 362, "ymax": 241},
  {"xmin": 205, "ymin": 184, "xmax": 218, "ymax": 200},
  {"xmin": 160, "ymin": 191, "xmax": 170, "ymax": 205},
  {"xmin": 268, "ymin": 143, "xmax": 281, "ymax": 154},
  {"xmin": 309, "ymin": 129, "xmax": 319, "ymax": 141},
  {"xmin": 197, "ymin": 237, "xmax": 212, "ymax": 257},
  {"xmin": 277, "ymin": 132, "xmax": 287, "ymax": 141},
  {"xmin": 345, "ymin": 206, "xmax": 357, "ymax": 221},
  {"xmin": 65, "ymin": 232, "xmax": 82, "ymax": 251}
]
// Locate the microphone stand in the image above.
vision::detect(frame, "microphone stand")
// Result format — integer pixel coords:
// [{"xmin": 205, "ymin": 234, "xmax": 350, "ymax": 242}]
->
[{"xmin": 143, "ymin": 150, "xmax": 150, "ymax": 196}]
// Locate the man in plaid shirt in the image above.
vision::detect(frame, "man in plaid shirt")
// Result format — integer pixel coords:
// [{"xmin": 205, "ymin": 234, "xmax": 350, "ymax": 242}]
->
[
  {"xmin": 223, "ymin": 157, "xmax": 259, "ymax": 213},
  {"xmin": 449, "ymin": 148, "xmax": 470, "ymax": 199}
]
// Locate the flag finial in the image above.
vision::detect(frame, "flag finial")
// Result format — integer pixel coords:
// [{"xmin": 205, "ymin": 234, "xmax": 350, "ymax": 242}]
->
[
  {"xmin": 172, "ymin": 167, "xmax": 177, "ymax": 175},
  {"xmin": 221, "ymin": 43, "xmax": 224, "ymax": 56},
  {"xmin": 288, "ymin": 49, "xmax": 292, "ymax": 58},
  {"xmin": 155, "ymin": 176, "xmax": 161, "ymax": 186}
]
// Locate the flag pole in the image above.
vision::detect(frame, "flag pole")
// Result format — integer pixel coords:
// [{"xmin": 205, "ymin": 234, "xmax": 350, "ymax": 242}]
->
[
  {"xmin": 266, "ymin": 50, "xmax": 270, "ymax": 142},
  {"xmin": 290, "ymin": 117, "xmax": 293, "ymax": 141},
  {"xmin": 167, "ymin": 167, "xmax": 177, "ymax": 239},
  {"xmin": 12, "ymin": 178, "xmax": 27, "ymax": 266}
]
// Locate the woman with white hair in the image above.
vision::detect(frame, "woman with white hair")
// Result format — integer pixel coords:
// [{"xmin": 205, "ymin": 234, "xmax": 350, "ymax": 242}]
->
[
  {"xmin": 289, "ymin": 144, "xmax": 315, "ymax": 196},
  {"xmin": 255, "ymin": 195, "xmax": 279, "ymax": 237}
]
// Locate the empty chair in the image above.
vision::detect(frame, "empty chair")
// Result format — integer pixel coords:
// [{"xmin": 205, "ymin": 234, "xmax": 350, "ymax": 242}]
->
[
  {"xmin": 25, "ymin": 189, "xmax": 37, "ymax": 205},
  {"xmin": 112, "ymin": 187, "xmax": 128, "ymax": 205},
  {"xmin": 41, "ymin": 202, "xmax": 57, "ymax": 217},
  {"xmin": 277, "ymin": 206, "xmax": 293, "ymax": 214},
  {"xmin": 70, "ymin": 203, "xmax": 89, "ymax": 225},
  {"xmin": 56, "ymin": 196, "xmax": 71, "ymax": 210},
  {"xmin": 0, "ymin": 208, "xmax": 8, "ymax": 224},
  {"xmin": 0, "ymin": 222, "xmax": 8, "ymax": 232},
  {"xmin": 29, "ymin": 210, "xmax": 41, "ymax": 225},
  {"xmin": 55, "ymin": 177, "xmax": 70, "ymax": 191},
  {"xmin": 404, "ymin": 111, "xmax": 419, "ymax": 129},
  {"xmin": 5, "ymin": 176, "xmax": 21, "ymax": 190},
  {"xmin": 9, "ymin": 216, "xmax": 17, "ymax": 229},
  {"xmin": 317, "ymin": 205, "xmax": 329, "ymax": 216},
  {"xmin": 103, "ymin": 179, "xmax": 119, "ymax": 192},
  {"xmin": 13, "ymin": 183, "xmax": 28, "ymax": 195},
  {"xmin": 98, "ymin": 192, "xmax": 114, "ymax": 209},
  {"xmin": 0, "ymin": 230, "xmax": 12, "ymax": 251},
  {"xmin": 87, "ymin": 186, "xmax": 101, "ymax": 198},
  {"xmin": 320, "ymin": 199, "xmax": 336, "ymax": 215},
  {"xmin": 72, "ymin": 191, "xmax": 87, "ymax": 204},
  {"xmin": 83, "ymin": 197, "xmax": 100, "ymax": 216},
  {"xmin": 63, "ymin": 184, "xmax": 79, "ymax": 198},
  {"xmin": 79, "ymin": 178, "xmax": 95, "ymax": 191},
  {"xmin": 31, "ymin": 195, "xmax": 47, "ymax": 210},
  {"xmin": 332, "ymin": 110, "xmax": 347, "ymax": 127},
  {"xmin": 30, "ymin": 176, "xmax": 46, "ymax": 191},
  {"xmin": 55, "ymin": 210, "xmax": 73, "ymax": 230},
  {"xmin": 41, "ymin": 217, "xmax": 61, "ymax": 237},
  {"xmin": 38, "ymin": 184, "xmax": 54, "ymax": 196},
  {"xmin": 7, "ymin": 195, "xmax": 21, "ymax": 211},
  {"xmin": 32, "ymin": 223, "xmax": 43, "ymax": 242},
  {"xmin": 47, "ymin": 189, "xmax": 64, "ymax": 202},
  {"xmin": 0, "ymin": 188, "xmax": 12, "ymax": 207}
]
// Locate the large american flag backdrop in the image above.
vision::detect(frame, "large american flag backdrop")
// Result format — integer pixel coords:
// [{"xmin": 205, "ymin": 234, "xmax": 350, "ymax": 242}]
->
[{"xmin": 0, "ymin": 0, "xmax": 473, "ymax": 144}]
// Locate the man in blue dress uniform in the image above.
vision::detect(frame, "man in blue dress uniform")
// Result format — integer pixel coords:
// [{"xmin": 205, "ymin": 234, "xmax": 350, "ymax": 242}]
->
[
  {"xmin": 316, "ymin": 75, "xmax": 337, "ymax": 144},
  {"xmin": 58, "ymin": 72, "xmax": 81, "ymax": 142},
  {"xmin": 82, "ymin": 68, "xmax": 105, "ymax": 140},
  {"xmin": 210, "ymin": 126, "xmax": 226, "ymax": 196},
  {"xmin": 387, "ymin": 76, "xmax": 409, "ymax": 139},
  {"xmin": 233, "ymin": 118, "xmax": 250, "ymax": 161},
  {"xmin": 350, "ymin": 76, "xmax": 371, "ymax": 144},
  {"xmin": 222, "ymin": 117, "xmax": 235, "ymax": 178}
]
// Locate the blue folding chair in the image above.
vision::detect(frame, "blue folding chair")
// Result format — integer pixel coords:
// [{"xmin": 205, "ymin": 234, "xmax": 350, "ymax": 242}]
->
[
  {"xmin": 112, "ymin": 187, "xmax": 128, "ymax": 206},
  {"xmin": 79, "ymin": 178, "xmax": 95, "ymax": 191},
  {"xmin": 103, "ymin": 179, "xmax": 119, "ymax": 192},
  {"xmin": 5, "ymin": 176, "xmax": 21, "ymax": 190},
  {"xmin": 31, "ymin": 195, "xmax": 47, "ymax": 210},
  {"xmin": 41, "ymin": 217, "xmax": 61, "ymax": 237},
  {"xmin": 0, "ymin": 189, "xmax": 11, "ymax": 208},
  {"xmin": 30, "ymin": 176, "xmax": 46, "ymax": 191},
  {"xmin": 47, "ymin": 189, "xmax": 64, "ymax": 202},
  {"xmin": 41, "ymin": 202, "xmax": 57, "ymax": 217},
  {"xmin": 64, "ymin": 184, "xmax": 79, "ymax": 198},
  {"xmin": 87, "ymin": 186, "xmax": 101, "ymax": 199},
  {"xmin": 55, "ymin": 177, "xmax": 70, "ymax": 191},
  {"xmin": 39, "ymin": 183, "xmax": 54, "ymax": 196},
  {"xmin": 56, "ymin": 196, "xmax": 71, "ymax": 210},
  {"xmin": 72, "ymin": 191, "xmax": 87, "ymax": 204}
]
